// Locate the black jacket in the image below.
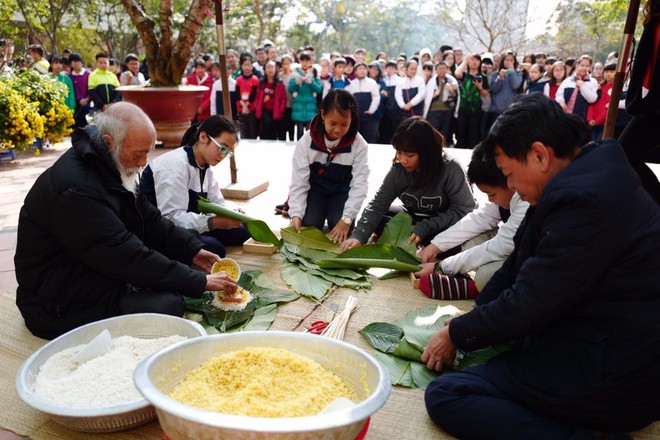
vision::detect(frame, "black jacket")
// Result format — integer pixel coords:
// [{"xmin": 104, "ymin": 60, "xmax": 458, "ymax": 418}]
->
[
  {"xmin": 15, "ymin": 126, "xmax": 207, "ymax": 335},
  {"xmin": 450, "ymin": 141, "xmax": 660, "ymax": 423}
]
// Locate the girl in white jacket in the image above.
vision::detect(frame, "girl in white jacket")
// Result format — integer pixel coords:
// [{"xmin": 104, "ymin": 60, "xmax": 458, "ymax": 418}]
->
[{"xmin": 415, "ymin": 143, "xmax": 530, "ymax": 299}]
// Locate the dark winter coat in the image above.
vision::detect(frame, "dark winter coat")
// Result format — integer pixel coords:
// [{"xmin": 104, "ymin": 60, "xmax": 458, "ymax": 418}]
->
[
  {"xmin": 450, "ymin": 140, "xmax": 660, "ymax": 427},
  {"xmin": 15, "ymin": 126, "xmax": 207, "ymax": 338}
]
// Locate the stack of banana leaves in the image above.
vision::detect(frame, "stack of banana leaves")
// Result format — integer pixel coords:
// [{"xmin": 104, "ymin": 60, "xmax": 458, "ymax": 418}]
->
[
  {"xmin": 184, "ymin": 270, "xmax": 299, "ymax": 333},
  {"xmin": 360, "ymin": 305, "xmax": 509, "ymax": 389},
  {"xmin": 279, "ymin": 213, "xmax": 422, "ymax": 299}
]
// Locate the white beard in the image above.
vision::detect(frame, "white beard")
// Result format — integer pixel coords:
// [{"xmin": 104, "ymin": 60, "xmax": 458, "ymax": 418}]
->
[{"xmin": 119, "ymin": 168, "xmax": 140, "ymax": 195}]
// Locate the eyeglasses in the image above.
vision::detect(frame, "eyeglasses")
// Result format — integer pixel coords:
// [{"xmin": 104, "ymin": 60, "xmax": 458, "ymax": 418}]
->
[{"xmin": 208, "ymin": 136, "xmax": 234, "ymax": 157}]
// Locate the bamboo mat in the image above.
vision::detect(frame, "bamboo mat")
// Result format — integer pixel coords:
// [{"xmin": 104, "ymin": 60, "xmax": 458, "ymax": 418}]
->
[{"xmin": 2, "ymin": 248, "xmax": 659, "ymax": 439}]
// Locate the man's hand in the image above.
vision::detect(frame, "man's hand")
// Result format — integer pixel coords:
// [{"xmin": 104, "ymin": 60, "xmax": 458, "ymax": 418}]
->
[
  {"xmin": 291, "ymin": 216, "xmax": 302, "ymax": 233},
  {"xmin": 418, "ymin": 243, "xmax": 441, "ymax": 263},
  {"xmin": 340, "ymin": 238, "xmax": 360, "ymax": 252},
  {"xmin": 421, "ymin": 326, "xmax": 456, "ymax": 372},
  {"xmin": 192, "ymin": 249, "xmax": 220, "ymax": 273},
  {"xmin": 328, "ymin": 221, "xmax": 350, "ymax": 244},
  {"xmin": 205, "ymin": 272, "xmax": 237, "ymax": 293}
]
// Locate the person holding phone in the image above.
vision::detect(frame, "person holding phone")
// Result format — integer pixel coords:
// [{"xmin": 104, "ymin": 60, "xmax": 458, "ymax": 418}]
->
[{"xmin": 484, "ymin": 51, "xmax": 522, "ymax": 132}]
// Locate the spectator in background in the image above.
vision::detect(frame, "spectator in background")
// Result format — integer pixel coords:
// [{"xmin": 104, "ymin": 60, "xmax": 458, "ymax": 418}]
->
[
  {"xmin": 587, "ymin": 62, "xmax": 616, "ymax": 141},
  {"xmin": 564, "ymin": 57, "xmax": 576, "ymax": 77},
  {"xmin": 120, "ymin": 53, "xmax": 145, "ymax": 86},
  {"xmin": 453, "ymin": 48, "xmax": 464, "ymax": 66},
  {"xmin": 346, "ymin": 61, "xmax": 381, "ymax": 143},
  {"xmin": 526, "ymin": 64, "xmax": 547, "ymax": 94},
  {"xmin": 278, "ymin": 54, "xmax": 295, "ymax": 141},
  {"xmin": 454, "ymin": 54, "xmax": 488, "ymax": 149},
  {"xmin": 226, "ymin": 49, "xmax": 240, "ymax": 79},
  {"xmin": 88, "ymin": 52, "xmax": 121, "ymax": 112},
  {"xmin": 109, "ymin": 58, "xmax": 120, "ymax": 77},
  {"xmin": 556, "ymin": 55, "xmax": 598, "ymax": 122},
  {"xmin": 424, "ymin": 61, "xmax": 458, "ymax": 144},
  {"xmin": 28, "ymin": 44, "xmax": 49, "ymax": 75},
  {"xmin": 485, "ymin": 51, "xmax": 522, "ymax": 133},
  {"xmin": 68, "ymin": 52, "xmax": 91, "ymax": 128},
  {"xmin": 591, "ymin": 62, "xmax": 604, "ymax": 84},
  {"xmin": 255, "ymin": 60, "xmax": 286, "ymax": 140},
  {"xmin": 253, "ymin": 46, "xmax": 267, "ymax": 78},
  {"xmin": 289, "ymin": 51, "xmax": 322, "ymax": 140},
  {"xmin": 394, "ymin": 60, "xmax": 427, "ymax": 125},
  {"xmin": 186, "ymin": 58, "xmax": 214, "ymax": 122},
  {"xmin": 544, "ymin": 61, "xmax": 567, "ymax": 100},
  {"xmin": 49, "ymin": 56, "xmax": 76, "ymax": 111}
]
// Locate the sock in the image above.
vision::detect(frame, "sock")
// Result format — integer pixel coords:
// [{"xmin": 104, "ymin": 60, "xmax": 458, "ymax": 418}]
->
[{"xmin": 419, "ymin": 274, "xmax": 478, "ymax": 300}]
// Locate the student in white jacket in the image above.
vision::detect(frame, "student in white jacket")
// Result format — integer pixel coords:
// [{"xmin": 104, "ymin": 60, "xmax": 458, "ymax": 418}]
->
[
  {"xmin": 555, "ymin": 55, "xmax": 599, "ymax": 122},
  {"xmin": 394, "ymin": 60, "xmax": 426, "ymax": 123},
  {"xmin": 345, "ymin": 62, "xmax": 381, "ymax": 143},
  {"xmin": 288, "ymin": 89, "xmax": 370, "ymax": 244},
  {"xmin": 415, "ymin": 143, "xmax": 530, "ymax": 299},
  {"xmin": 423, "ymin": 61, "xmax": 460, "ymax": 141}
]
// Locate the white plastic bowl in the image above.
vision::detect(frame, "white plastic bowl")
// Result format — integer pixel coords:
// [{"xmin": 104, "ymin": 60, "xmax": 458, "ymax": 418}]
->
[
  {"xmin": 134, "ymin": 331, "xmax": 392, "ymax": 440},
  {"xmin": 15, "ymin": 313, "xmax": 206, "ymax": 433}
]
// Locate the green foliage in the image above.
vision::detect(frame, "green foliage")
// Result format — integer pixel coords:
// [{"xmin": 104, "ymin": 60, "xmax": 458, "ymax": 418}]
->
[
  {"xmin": 279, "ymin": 260, "xmax": 334, "ymax": 299},
  {"xmin": 280, "ymin": 226, "xmax": 339, "ymax": 252}
]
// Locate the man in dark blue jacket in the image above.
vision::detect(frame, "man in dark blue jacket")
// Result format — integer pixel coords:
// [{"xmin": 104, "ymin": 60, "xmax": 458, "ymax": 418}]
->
[
  {"xmin": 423, "ymin": 94, "xmax": 660, "ymax": 439},
  {"xmin": 15, "ymin": 103, "xmax": 237, "ymax": 339}
]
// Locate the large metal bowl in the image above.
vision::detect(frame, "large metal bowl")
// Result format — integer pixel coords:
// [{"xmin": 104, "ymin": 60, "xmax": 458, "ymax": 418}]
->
[
  {"xmin": 134, "ymin": 331, "xmax": 392, "ymax": 440},
  {"xmin": 15, "ymin": 313, "xmax": 206, "ymax": 433}
]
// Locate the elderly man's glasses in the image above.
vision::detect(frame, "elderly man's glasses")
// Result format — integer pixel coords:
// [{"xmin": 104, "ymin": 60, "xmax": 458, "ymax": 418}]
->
[{"xmin": 208, "ymin": 136, "xmax": 234, "ymax": 157}]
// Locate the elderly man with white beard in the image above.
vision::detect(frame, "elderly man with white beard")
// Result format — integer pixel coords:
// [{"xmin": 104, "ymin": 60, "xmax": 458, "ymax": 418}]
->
[{"xmin": 14, "ymin": 102, "xmax": 237, "ymax": 339}]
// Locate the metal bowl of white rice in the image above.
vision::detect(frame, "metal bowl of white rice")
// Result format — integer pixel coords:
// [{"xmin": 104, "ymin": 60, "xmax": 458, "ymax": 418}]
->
[
  {"xmin": 134, "ymin": 331, "xmax": 392, "ymax": 440},
  {"xmin": 15, "ymin": 313, "xmax": 206, "ymax": 433}
]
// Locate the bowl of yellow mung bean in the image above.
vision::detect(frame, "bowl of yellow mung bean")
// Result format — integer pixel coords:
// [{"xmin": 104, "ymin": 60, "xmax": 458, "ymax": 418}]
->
[
  {"xmin": 133, "ymin": 331, "xmax": 391, "ymax": 440},
  {"xmin": 211, "ymin": 258, "xmax": 241, "ymax": 281}
]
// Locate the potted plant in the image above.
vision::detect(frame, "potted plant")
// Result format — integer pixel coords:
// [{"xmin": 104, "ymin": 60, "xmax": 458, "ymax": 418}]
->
[{"xmin": 119, "ymin": 0, "xmax": 213, "ymax": 147}]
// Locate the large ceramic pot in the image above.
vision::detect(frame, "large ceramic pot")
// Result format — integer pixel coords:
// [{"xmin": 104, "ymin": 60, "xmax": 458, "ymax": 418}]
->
[{"xmin": 118, "ymin": 85, "xmax": 208, "ymax": 148}]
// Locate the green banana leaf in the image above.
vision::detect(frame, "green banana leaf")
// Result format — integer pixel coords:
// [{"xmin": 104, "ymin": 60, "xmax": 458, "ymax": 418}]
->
[
  {"xmin": 377, "ymin": 212, "xmax": 419, "ymax": 259},
  {"xmin": 361, "ymin": 305, "xmax": 509, "ymax": 389},
  {"xmin": 377, "ymin": 270, "xmax": 406, "ymax": 280},
  {"xmin": 197, "ymin": 198, "xmax": 281, "ymax": 247},
  {"xmin": 359, "ymin": 322, "xmax": 403, "ymax": 353},
  {"xmin": 283, "ymin": 243, "xmax": 338, "ymax": 260},
  {"xmin": 280, "ymin": 226, "xmax": 340, "ymax": 252},
  {"xmin": 282, "ymin": 244, "xmax": 367, "ymax": 280},
  {"xmin": 279, "ymin": 260, "xmax": 333, "ymax": 299},
  {"xmin": 318, "ymin": 257, "xmax": 420, "ymax": 272}
]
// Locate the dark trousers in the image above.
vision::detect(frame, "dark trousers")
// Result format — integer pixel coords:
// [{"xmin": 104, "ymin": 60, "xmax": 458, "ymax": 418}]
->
[
  {"xmin": 200, "ymin": 226, "xmax": 250, "ymax": 258},
  {"xmin": 302, "ymin": 188, "xmax": 349, "ymax": 230},
  {"xmin": 74, "ymin": 101, "xmax": 91, "ymax": 128},
  {"xmin": 426, "ymin": 365, "xmax": 651, "ymax": 440},
  {"xmin": 238, "ymin": 112, "xmax": 258, "ymax": 139},
  {"xmin": 456, "ymin": 109, "xmax": 483, "ymax": 149},
  {"xmin": 24, "ymin": 271, "xmax": 186, "ymax": 340},
  {"xmin": 379, "ymin": 112, "xmax": 396, "ymax": 144},
  {"xmin": 259, "ymin": 109, "xmax": 278, "ymax": 140},
  {"xmin": 359, "ymin": 118, "xmax": 379, "ymax": 144},
  {"xmin": 427, "ymin": 110, "xmax": 453, "ymax": 144},
  {"xmin": 483, "ymin": 111, "xmax": 500, "ymax": 138},
  {"xmin": 295, "ymin": 121, "xmax": 311, "ymax": 140},
  {"xmin": 618, "ymin": 113, "xmax": 660, "ymax": 204},
  {"xmin": 278, "ymin": 107, "xmax": 294, "ymax": 141}
]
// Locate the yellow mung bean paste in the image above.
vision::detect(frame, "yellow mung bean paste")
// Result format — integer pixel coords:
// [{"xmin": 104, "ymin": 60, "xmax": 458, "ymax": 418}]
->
[
  {"xmin": 211, "ymin": 260, "xmax": 240, "ymax": 280},
  {"xmin": 168, "ymin": 347, "xmax": 356, "ymax": 417}
]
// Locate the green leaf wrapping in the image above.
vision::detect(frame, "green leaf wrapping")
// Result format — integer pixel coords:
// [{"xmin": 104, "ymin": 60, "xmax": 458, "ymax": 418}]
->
[
  {"xmin": 376, "ymin": 211, "xmax": 419, "ymax": 259},
  {"xmin": 280, "ymin": 226, "xmax": 340, "ymax": 252},
  {"xmin": 197, "ymin": 198, "xmax": 281, "ymax": 247},
  {"xmin": 318, "ymin": 257, "xmax": 420, "ymax": 272},
  {"xmin": 373, "ymin": 351, "xmax": 415, "ymax": 387},
  {"xmin": 279, "ymin": 260, "xmax": 333, "ymax": 299},
  {"xmin": 359, "ymin": 322, "xmax": 403, "ymax": 353}
]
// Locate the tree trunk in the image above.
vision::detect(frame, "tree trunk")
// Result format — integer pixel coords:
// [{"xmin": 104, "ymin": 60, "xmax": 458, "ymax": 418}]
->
[{"xmin": 254, "ymin": 0, "xmax": 265, "ymax": 44}]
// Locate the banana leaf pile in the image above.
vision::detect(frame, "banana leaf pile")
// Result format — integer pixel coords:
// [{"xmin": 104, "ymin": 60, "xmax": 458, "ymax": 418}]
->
[
  {"xmin": 279, "ymin": 213, "xmax": 423, "ymax": 298},
  {"xmin": 184, "ymin": 270, "xmax": 299, "ymax": 333},
  {"xmin": 279, "ymin": 229, "xmax": 371, "ymax": 299},
  {"xmin": 360, "ymin": 305, "xmax": 509, "ymax": 389}
]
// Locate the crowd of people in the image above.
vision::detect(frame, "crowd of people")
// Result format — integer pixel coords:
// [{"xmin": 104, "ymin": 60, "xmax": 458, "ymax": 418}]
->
[{"xmin": 3, "ymin": 38, "xmax": 632, "ymax": 150}]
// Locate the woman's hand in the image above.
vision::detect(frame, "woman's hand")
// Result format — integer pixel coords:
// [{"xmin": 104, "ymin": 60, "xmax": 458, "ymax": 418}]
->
[
  {"xmin": 418, "ymin": 243, "xmax": 441, "ymax": 263},
  {"xmin": 415, "ymin": 262, "xmax": 436, "ymax": 277},
  {"xmin": 212, "ymin": 216, "xmax": 243, "ymax": 229},
  {"xmin": 328, "ymin": 221, "xmax": 350, "ymax": 244},
  {"xmin": 205, "ymin": 272, "xmax": 237, "ymax": 294},
  {"xmin": 192, "ymin": 249, "xmax": 221, "ymax": 273},
  {"xmin": 291, "ymin": 216, "xmax": 302, "ymax": 233},
  {"xmin": 421, "ymin": 326, "xmax": 456, "ymax": 372},
  {"xmin": 340, "ymin": 238, "xmax": 361, "ymax": 252}
]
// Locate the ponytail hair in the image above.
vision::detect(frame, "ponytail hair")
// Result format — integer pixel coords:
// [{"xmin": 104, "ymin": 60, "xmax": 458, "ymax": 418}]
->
[{"xmin": 180, "ymin": 115, "xmax": 238, "ymax": 147}]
